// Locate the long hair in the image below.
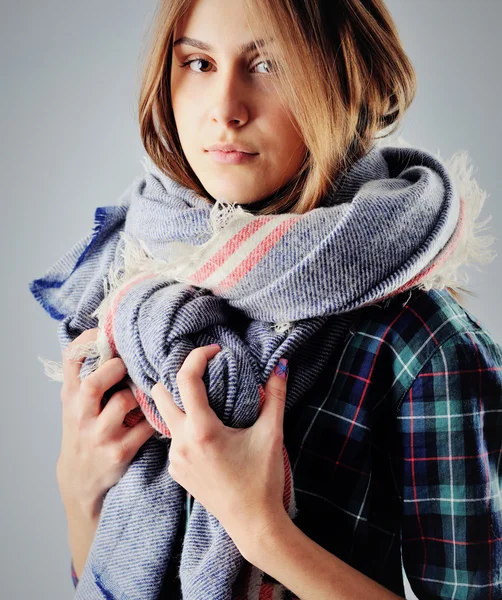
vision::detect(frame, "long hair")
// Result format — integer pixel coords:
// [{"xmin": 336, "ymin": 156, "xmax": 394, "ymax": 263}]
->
[
  {"xmin": 137, "ymin": 0, "xmax": 416, "ymax": 215},
  {"xmin": 135, "ymin": 0, "xmax": 467, "ymax": 304}
]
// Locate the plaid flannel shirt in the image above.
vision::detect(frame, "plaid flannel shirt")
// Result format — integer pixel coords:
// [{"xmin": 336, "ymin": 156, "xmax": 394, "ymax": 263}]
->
[{"xmin": 71, "ymin": 288, "xmax": 502, "ymax": 599}]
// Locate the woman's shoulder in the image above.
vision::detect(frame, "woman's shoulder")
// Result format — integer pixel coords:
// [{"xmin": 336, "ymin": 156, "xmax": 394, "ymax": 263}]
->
[
  {"xmin": 340, "ymin": 287, "xmax": 501, "ymax": 412},
  {"xmin": 349, "ymin": 287, "xmax": 499, "ymax": 355}
]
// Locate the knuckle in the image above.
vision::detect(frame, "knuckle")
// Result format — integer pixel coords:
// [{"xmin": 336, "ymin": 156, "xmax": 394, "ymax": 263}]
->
[
  {"xmin": 176, "ymin": 368, "xmax": 192, "ymax": 383},
  {"xmin": 110, "ymin": 442, "xmax": 128, "ymax": 465},
  {"xmin": 267, "ymin": 385, "xmax": 285, "ymax": 402},
  {"xmin": 176, "ymin": 443, "xmax": 189, "ymax": 460},
  {"xmin": 114, "ymin": 391, "xmax": 132, "ymax": 413},
  {"xmin": 81, "ymin": 377, "xmax": 101, "ymax": 398},
  {"xmin": 191, "ymin": 426, "xmax": 216, "ymax": 446},
  {"xmin": 74, "ymin": 328, "xmax": 99, "ymax": 343},
  {"xmin": 176, "ymin": 372, "xmax": 195, "ymax": 392},
  {"xmin": 168, "ymin": 446, "xmax": 185, "ymax": 468},
  {"xmin": 169, "ymin": 441, "xmax": 189, "ymax": 466},
  {"xmin": 109, "ymin": 357, "xmax": 127, "ymax": 373}
]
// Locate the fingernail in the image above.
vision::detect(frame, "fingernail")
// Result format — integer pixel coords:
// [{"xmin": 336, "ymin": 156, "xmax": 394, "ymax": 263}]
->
[
  {"xmin": 208, "ymin": 344, "xmax": 221, "ymax": 349},
  {"xmin": 274, "ymin": 358, "xmax": 289, "ymax": 380}
]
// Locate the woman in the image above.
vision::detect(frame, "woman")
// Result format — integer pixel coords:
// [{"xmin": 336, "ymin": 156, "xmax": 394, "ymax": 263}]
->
[{"xmin": 29, "ymin": 0, "xmax": 502, "ymax": 598}]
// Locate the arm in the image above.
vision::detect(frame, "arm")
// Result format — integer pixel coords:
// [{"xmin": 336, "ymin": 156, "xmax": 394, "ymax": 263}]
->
[
  {"xmin": 65, "ymin": 500, "xmax": 100, "ymax": 585},
  {"xmin": 241, "ymin": 328, "xmax": 502, "ymax": 600},
  {"xmin": 242, "ymin": 511, "xmax": 404, "ymax": 600},
  {"xmin": 28, "ymin": 195, "xmax": 132, "ymax": 589},
  {"xmin": 391, "ymin": 330, "xmax": 502, "ymax": 598}
]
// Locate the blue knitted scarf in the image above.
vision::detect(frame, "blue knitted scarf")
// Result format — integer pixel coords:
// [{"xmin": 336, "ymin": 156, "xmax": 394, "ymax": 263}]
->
[{"xmin": 29, "ymin": 140, "xmax": 493, "ymax": 599}]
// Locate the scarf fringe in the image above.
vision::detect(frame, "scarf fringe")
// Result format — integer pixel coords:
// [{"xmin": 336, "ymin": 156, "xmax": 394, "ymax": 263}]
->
[
  {"xmin": 39, "ymin": 140, "xmax": 496, "ymax": 384},
  {"xmin": 38, "ymin": 340, "xmax": 104, "ymax": 383},
  {"xmin": 141, "ymin": 140, "xmax": 497, "ymax": 299},
  {"xmin": 419, "ymin": 149, "xmax": 496, "ymax": 291},
  {"xmin": 37, "ymin": 232, "xmax": 173, "ymax": 383},
  {"xmin": 378, "ymin": 136, "xmax": 497, "ymax": 292}
]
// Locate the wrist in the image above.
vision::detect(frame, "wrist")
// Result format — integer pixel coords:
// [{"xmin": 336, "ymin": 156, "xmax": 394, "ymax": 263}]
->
[
  {"xmin": 62, "ymin": 491, "xmax": 103, "ymax": 522},
  {"xmin": 236, "ymin": 507, "xmax": 293, "ymax": 566},
  {"xmin": 57, "ymin": 461, "xmax": 105, "ymax": 520}
]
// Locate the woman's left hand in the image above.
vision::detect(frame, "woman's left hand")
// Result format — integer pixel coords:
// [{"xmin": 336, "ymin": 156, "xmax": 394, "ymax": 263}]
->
[{"xmin": 150, "ymin": 344, "xmax": 290, "ymax": 555}]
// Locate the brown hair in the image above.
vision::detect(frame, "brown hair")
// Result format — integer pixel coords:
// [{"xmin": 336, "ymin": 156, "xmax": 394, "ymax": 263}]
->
[
  {"xmin": 136, "ymin": 0, "xmax": 467, "ymax": 305},
  {"xmin": 137, "ymin": 0, "xmax": 416, "ymax": 215}
]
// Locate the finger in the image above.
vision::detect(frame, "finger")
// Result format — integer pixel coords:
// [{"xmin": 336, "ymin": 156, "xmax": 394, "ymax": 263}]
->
[
  {"xmin": 121, "ymin": 417, "xmax": 157, "ymax": 459},
  {"xmin": 97, "ymin": 386, "xmax": 142, "ymax": 438},
  {"xmin": 174, "ymin": 345, "xmax": 222, "ymax": 429},
  {"xmin": 61, "ymin": 328, "xmax": 99, "ymax": 394},
  {"xmin": 77, "ymin": 357, "xmax": 128, "ymax": 419},
  {"xmin": 150, "ymin": 381, "xmax": 185, "ymax": 434},
  {"xmin": 260, "ymin": 358, "xmax": 289, "ymax": 432}
]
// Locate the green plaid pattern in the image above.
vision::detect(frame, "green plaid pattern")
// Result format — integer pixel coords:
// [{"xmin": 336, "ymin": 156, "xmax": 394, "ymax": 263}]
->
[
  {"xmin": 71, "ymin": 288, "xmax": 502, "ymax": 598},
  {"xmin": 283, "ymin": 288, "xmax": 502, "ymax": 599}
]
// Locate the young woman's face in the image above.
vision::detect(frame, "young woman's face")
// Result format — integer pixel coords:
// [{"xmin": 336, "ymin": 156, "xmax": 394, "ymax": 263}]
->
[{"xmin": 170, "ymin": 0, "xmax": 307, "ymax": 205}]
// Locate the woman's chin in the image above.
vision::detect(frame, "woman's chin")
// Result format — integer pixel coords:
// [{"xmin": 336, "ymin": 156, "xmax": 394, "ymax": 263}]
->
[{"xmin": 203, "ymin": 184, "xmax": 267, "ymax": 206}]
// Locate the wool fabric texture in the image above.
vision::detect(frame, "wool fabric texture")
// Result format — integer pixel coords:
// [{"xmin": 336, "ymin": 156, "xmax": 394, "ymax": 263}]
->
[{"xmin": 29, "ymin": 140, "xmax": 494, "ymax": 599}]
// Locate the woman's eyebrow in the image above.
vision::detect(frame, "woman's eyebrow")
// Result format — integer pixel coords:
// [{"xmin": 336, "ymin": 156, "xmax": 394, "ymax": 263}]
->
[{"xmin": 173, "ymin": 36, "xmax": 273, "ymax": 55}]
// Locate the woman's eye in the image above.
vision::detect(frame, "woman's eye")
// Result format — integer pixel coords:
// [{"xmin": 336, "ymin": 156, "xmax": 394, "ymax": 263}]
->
[
  {"xmin": 179, "ymin": 58, "xmax": 276, "ymax": 74},
  {"xmin": 180, "ymin": 58, "xmax": 212, "ymax": 73},
  {"xmin": 252, "ymin": 59, "xmax": 276, "ymax": 74}
]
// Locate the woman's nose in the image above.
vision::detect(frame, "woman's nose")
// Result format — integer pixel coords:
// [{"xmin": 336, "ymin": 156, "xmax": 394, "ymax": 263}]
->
[{"xmin": 209, "ymin": 70, "xmax": 250, "ymax": 127}]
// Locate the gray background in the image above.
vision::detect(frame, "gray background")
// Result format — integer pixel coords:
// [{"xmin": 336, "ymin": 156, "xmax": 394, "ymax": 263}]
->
[{"xmin": 2, "ymin": 1, "xmax": 500, "ymax": 599}]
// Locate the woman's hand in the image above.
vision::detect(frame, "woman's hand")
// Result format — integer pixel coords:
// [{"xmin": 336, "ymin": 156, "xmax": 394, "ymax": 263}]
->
[
  {"xmin": 150, "ymin": 344, "xmax": 290, "ymax": 555},
  {"xmin": 56, "ymin": 328, "xmax": 156, "ymax": 519}
]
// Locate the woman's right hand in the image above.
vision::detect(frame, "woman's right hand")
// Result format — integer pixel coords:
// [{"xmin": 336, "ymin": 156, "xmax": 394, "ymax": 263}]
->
[{"xmin": 56, "ymin": 327, "xmax": 156, "ymax": 519}]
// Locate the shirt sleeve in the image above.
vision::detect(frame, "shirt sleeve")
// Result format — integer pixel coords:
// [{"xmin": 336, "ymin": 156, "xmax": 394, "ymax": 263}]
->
[
  {"xmin": 391, "ymin": 329, "xmax": 502, "ymax": 599},
  {"xmin": 71, "ymin": 558, "xmax": 79, "ymax": 588}
]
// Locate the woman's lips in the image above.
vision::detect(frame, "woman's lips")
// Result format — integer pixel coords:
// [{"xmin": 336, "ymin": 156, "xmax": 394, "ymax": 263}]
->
[{"xmin": 206, "ymin": 150, "xmax": 259, "ymax": 165}]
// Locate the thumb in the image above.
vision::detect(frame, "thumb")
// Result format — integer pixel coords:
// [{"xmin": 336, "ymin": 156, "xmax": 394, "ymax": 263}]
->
[{"xmin": 260, "ymin": 358, "xmax": 289, "ymax": 431}]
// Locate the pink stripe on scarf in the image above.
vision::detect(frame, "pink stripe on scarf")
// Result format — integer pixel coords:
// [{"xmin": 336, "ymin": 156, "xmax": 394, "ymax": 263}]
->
[
  {"xmin": 136, "ymin": 386, "xmax": 171, "ymax": 438},
  {"xmin": 103, "ymin": 272, "xmax": 172, "ymax": 437},
  {"xmin": 369, "ymin": 195, "xmax": 466, "ymax": 305},
  {"xmin": 191, "ymin": 216, "xmax": 276, "ymax": 284},
  {"xmin": 213, "ymin": 217, "xmax": 302, "ymax": 294},
  {"xmin": 103, "ymin": 272, "xmax": 158, "ymax": 356}
]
